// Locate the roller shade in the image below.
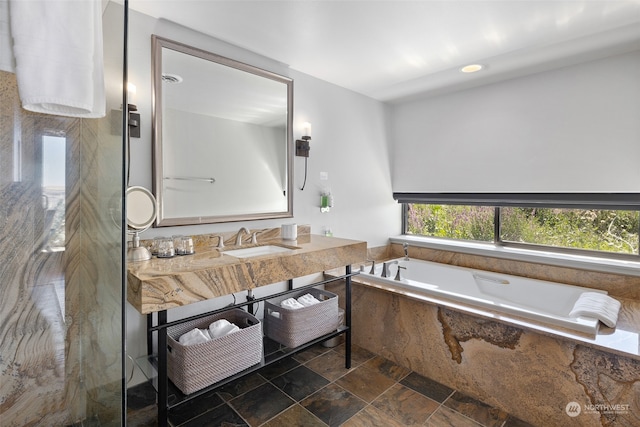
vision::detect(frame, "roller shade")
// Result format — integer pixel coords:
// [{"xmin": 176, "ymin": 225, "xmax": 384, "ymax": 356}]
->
[
  {"xmin": 393, "ymin": 192, "xmax": 640, "ymax": 210},
  {"xmin": 390, "ymin": 51, "xmax": 640, "ymax": 195}
]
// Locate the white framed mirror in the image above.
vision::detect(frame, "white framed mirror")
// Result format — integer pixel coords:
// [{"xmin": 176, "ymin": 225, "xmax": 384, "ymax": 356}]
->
[{"xmin": 151, "ymin": 35, "xmax": 294, "ymax": 227}]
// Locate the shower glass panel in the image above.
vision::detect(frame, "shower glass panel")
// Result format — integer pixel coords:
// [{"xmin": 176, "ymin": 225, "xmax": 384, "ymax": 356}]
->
[{"xmin": 0, "ymin": 2, "xmax": 126, "ymax": 425}]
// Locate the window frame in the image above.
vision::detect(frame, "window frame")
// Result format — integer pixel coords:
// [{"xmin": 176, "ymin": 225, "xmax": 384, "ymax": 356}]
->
[{"xmin": 398, "ymin": 193, "xmax": 640, "ymax": 262}]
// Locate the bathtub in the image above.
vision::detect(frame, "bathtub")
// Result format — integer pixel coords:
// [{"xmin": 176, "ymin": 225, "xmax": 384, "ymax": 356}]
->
[{"xmin": 359, "ymin": 258, "xmax": 606, "ymax": 335}]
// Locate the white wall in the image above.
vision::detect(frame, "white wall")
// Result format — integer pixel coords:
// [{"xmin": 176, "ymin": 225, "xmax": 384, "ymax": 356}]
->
[
  {"xmin": 126, "ymin": 9, "xmax": 400, "ymax": 383},
  {"xmin": 391, "ymin": 50, "xmax": 640, "ymax": 193}
]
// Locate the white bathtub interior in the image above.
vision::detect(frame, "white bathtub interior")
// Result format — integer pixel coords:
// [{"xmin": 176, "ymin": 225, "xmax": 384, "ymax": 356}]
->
[{"xmin": 359, "ymin": 258, "xmax": 607, "ymax": 335}]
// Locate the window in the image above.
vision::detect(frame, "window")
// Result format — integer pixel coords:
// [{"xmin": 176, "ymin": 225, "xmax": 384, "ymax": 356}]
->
[
  {"xmin": 500, "ymin": 207, "xmax": 639, "ymax": 254},
  {"xmin": 399, "ymin": 194, "xmax": 640, "ymax": 259},
  {"xmin": 406, "ymin": 204, "xmax": 494, "ymax": 242},
  {"xmin": 42, "ymin": 135, "xmax": 66, "ymax": 251}
]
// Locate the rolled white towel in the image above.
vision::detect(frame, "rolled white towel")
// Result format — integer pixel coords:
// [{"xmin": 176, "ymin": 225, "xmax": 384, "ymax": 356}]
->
[
  {"xmin": 178, "ymin": 328, "xmax": 210, "ymax": 346},
  {"xmin": 569, "ymin": 292, "xmax": 621, "ymax": 328},
  {"xmin": 281, "ymin": 297, "xmax": 305, "ymax": 310},
  {"xmin": 297, "ymin": 293, "xmax": 321, "ymax": 307},
  {"xmin": 209, "ymin": 319, "xmax": 240, "ymax": 339},
  {"xmin": 221, "ymin": 324, "xmax": 240, "ymax": 337}
]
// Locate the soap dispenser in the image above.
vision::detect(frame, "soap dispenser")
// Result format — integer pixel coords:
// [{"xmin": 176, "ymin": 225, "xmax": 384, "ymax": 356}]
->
[
  {"xmin": 321, "ymin": 191, "xmax": 330, "ymax": 213},
  {"xmin": 320, "ymin": 187, "xmax": 333, "ymax": 213}
]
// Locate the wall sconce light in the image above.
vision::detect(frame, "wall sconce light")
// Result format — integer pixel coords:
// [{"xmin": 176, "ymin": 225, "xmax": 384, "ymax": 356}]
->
[
  {"xmin": 110, "ymin": 81, "xmax": 141, "ymax": 138},
  {"xmin": 296, "ymin": 122, "xmax": 312, "ymax": 190},
  {"xmin": 295, "ymin": 122, "xmax": 311, "ymax": 157},
  {"xmin": 127, "ymin": 83, "xmax": 141, "ymax": 138}
]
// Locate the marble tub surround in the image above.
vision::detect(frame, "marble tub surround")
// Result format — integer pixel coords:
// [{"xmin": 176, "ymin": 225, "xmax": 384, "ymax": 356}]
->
[
  {"xmin": 348, "ymin": 243, "xmax": 640, "ymax": 357},
  {"xmin": 342, "ymin": 261, "xmax": 640, "ymax": 361},
  {"xmin": 388, "ymin": 243, "xmax": 640, "ymax": 301},
  {"xmin": 127, "ymin": 233, "xmax": 366, "ymax": 314},
  {"xmin": 326, "ymin": 281, "xmax": 640, "ymax": 427},
  {"xmin": 363, "ymin": 244, "xmax": 394, "ymax": 265}
]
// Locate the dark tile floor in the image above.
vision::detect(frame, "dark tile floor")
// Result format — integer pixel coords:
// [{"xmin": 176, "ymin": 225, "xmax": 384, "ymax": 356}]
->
[{"xmin": 127, "ymin": 343, "xmax": 535, "ymax": 427}]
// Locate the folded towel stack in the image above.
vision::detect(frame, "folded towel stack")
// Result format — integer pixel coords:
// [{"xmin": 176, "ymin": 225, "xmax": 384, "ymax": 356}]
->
[
  {"xmin": 280, "ymin": 293, "xmax": 321, "ymax": 310},
  {"xmin": 178, "ymin": 319, "xmax": 240, "ymax": 345},
  {"xmin": 569, "ymin": 292, "xmax": 622, "ymax": 328}
]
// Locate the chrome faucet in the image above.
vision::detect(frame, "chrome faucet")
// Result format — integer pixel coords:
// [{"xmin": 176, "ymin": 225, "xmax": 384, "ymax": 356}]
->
[
  {"xmin": 381, "ymin": 260, "xmax": 398, "ymax": 278},
  {"xmin": 235, "ymin": 227, "xmax": 250, "ymax": 245},
  {"xmin": 403, "ymin": 243, "xmax": 409, "ymax": 261},
  {"xmin": 214, "ymin": 235, "xmax": 225, "ymax": 248},
  {"xmin": 395, "ymin": 265, "xmax": 406, "ymax": 281},
  {"xmin": 366, "ymin": 259, "xmax": 376, "ymax": 274}
]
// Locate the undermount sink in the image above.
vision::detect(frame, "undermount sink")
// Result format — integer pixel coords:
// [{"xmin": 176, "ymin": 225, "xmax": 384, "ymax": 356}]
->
[{"xmin": 223, "ymin": 245, "xmax": 296, "ymax": 259}]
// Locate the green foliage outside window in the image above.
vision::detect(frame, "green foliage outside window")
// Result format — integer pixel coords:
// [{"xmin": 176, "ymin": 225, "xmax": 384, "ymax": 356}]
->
[
  {"xmin": 501, "ymin": 208, "xmax": 639, "ymax": 254},
  {"xmin": 406, "ymin": 204, "xmax": 639, "ymax": 255},
  {"xmin": 407, "ymin": 204, "xmax": 494, "ymax": 242}
]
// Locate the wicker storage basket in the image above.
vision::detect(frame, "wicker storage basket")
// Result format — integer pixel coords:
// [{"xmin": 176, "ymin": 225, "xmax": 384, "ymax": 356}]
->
[
  {"xmin": 167, "ymin": 309, "xmax": 262, "ymax": 395},
  {"xmin": 264, "ymin": 288, "xmax": 339, "ymax": 348}
]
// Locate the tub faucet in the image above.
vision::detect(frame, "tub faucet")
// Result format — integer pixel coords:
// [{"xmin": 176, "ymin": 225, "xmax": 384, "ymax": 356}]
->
[
  {"xmin": 403, "ymin": 243, "xmax": 409, "ymax": 261},
  {"xmin": 235, "ymin": 227, "xmax": 250, "ymax": 245},
  {"xmin": 381, "ymin": 260, "xmax": 398, "ymax": 278},
  {"xmin": 366, "ymin": 259, "xmax": 376, "ymax": 274},
  {"xmin": 214, "ymin": 235, "xmax": 225, "ymax": 248},
  {"xmin": 395, "ymin": 265, "xmax": 406, "ymax": 281}
]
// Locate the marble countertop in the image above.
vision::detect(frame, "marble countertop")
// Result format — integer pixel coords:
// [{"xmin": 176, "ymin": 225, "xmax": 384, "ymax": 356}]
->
[{"xmin": 127, "ymin": 234, "xmax": 366, "ymax": 314}]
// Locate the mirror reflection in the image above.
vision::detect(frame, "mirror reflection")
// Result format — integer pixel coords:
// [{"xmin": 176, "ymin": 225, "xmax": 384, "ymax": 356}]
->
[{"xmin": 152, "ymin": 35, "xmax": 293, "ymax": 226}]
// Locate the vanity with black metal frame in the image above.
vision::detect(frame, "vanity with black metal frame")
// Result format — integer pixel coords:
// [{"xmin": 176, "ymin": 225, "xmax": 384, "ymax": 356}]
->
[{"xmin": 142, "ymin": 266, "xmax": 356, "ymax": 427}]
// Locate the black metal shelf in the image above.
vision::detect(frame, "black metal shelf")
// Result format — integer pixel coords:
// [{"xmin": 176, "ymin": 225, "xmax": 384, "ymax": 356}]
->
[
  {"xmin": 136, "ymin": 326, "xmax": 349, "ymax": 409},
  {"xmin": 146, "ymin": 266, "xmax": 354, "ymax": 426}
]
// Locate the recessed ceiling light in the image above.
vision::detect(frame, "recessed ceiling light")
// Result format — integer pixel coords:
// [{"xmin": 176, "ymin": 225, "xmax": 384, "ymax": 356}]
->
[{"xmin": 460, "ymin": 64, "xmax": 484, "ymax": 73}]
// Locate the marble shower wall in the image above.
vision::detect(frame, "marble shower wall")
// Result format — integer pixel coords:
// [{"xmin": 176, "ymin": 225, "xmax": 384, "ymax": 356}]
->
[
  {"xmin": 1, "ymin": 71, "xmax": 72, "ymax": 425},
  {"xmin": 327, "ymin": 281, "xmax": 640, "ymax": 427},
  {"xmin": 0, "ymin": 69, "xmax": 124, "ymax": 424}
]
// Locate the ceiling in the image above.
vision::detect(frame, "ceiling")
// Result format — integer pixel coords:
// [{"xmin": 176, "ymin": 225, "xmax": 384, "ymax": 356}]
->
[{"xmin": 128, "ymin": 0, "xmax": 640, "ymax": 103}]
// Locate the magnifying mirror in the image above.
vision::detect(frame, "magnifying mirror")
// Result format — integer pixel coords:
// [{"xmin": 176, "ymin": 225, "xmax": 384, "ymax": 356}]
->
[{"xmin": 126, "ymin": 186, "xmax": 157, "ymax": 262}]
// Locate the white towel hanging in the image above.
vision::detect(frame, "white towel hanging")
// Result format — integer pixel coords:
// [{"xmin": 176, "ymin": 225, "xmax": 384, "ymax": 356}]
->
[
  {"xmin": 8, "ymin": 0, "xmax": 105, "ymax": 117},
  {"xmin": 0, "ymin": 0, "xmax": 15, "ymax": 72}
]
